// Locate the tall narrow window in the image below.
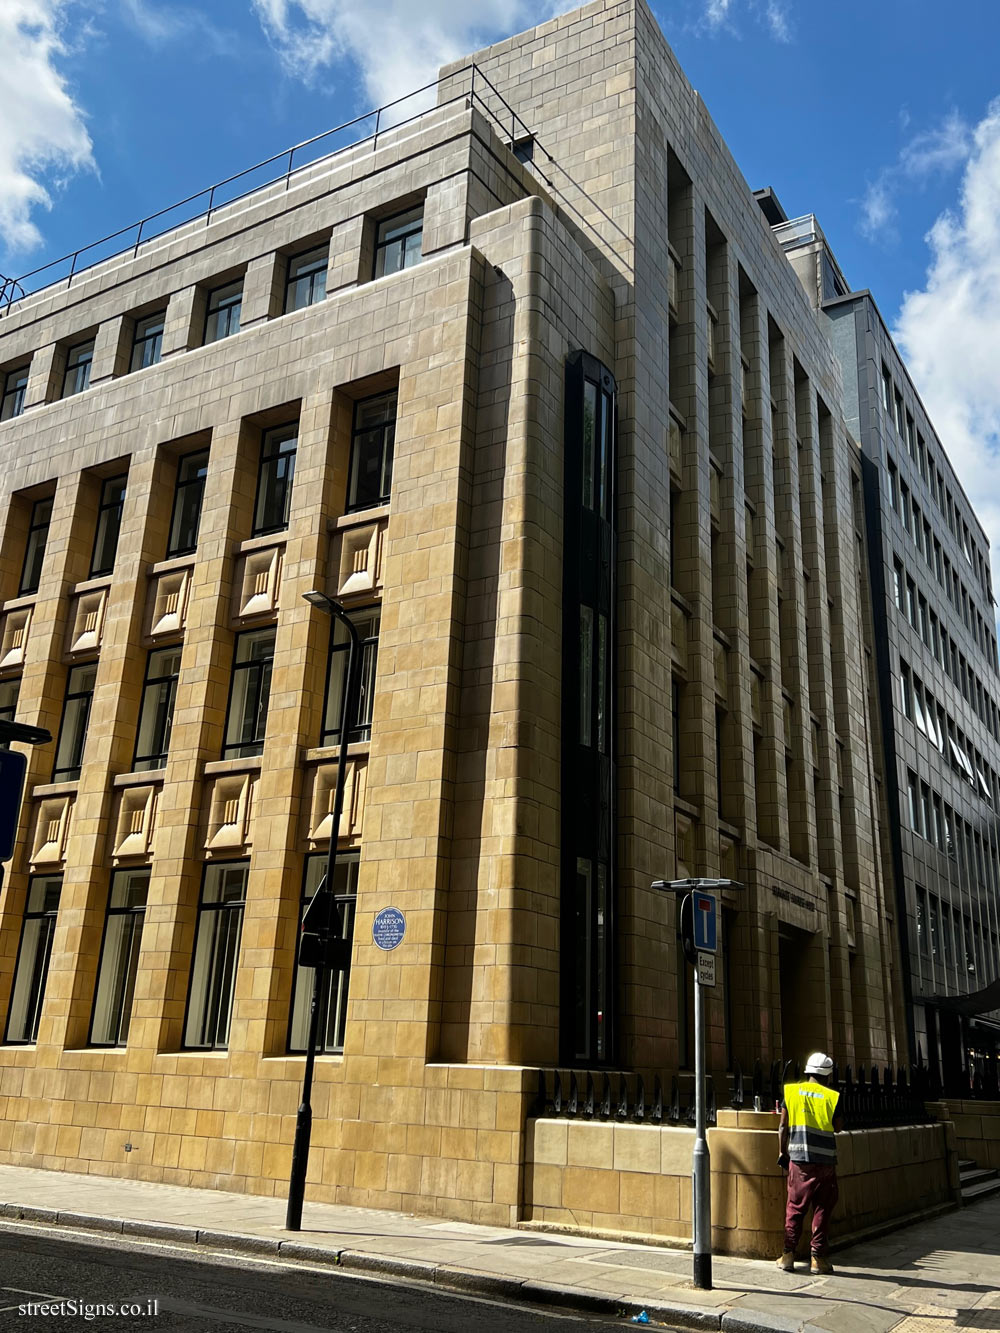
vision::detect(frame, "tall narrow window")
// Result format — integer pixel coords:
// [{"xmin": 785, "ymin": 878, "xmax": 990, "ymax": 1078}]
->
[
  {"xmin": 373, "ymin": 207, "xmax": 423, "ymax": 278},
  {"xmin": 53, "ymin": 662, "xmax": 98, "ymax": 781},
  {"xmin": 561, "ymin": 351, "xmax": 616, "ymax": 1065},
  {"xmin": 4, "ymin": 876, "xmax": 61, "ymax": 1044},
  {"xmin": 167, "ymin": 449, "xmax": 209, "ymax": 557},
  {"xmin": 223, "ymin": 628, "xmax": 275, "ymax": 758},
  {"xmin": 288, "ymin": 852, "xmax": 359, "ymax": 1053},
  {"xmin": 62, "ymin": 340, "xmax": 94, "ymax": 397},
  {"xmin": 252, "ymin": 425, "xmax": 297, "ymax": 535},
  {"xmin": 0, "ymin": 365, "xmax": 28, "ymax": 421},
  {"xmin": 19, "ymin": 496, "xmax": 52, "ymax": 595},
  {"xmin": 346, "ymin": 392, "xmax": 397, "ymax": 511},
  {"xmin": 130, "ymin": 311, "xmax": 165, "ymax": 372},
  {"xmin": 89, "ymin": 868, "xmax": 149, "ymax": 1046},
  {"xmin": 285, "ymin": 245, "xmax": 328, "ymax": 312},
  {"xmin": 133, "ymin": 646, "xmax": 182, "ymax": 771},
  {"xmin": 321, "ymin": 608, "xmax": 380, "ymax": 745},
  {"xmin": 0, "ymin": 677, "xmax": 19, "ymax": 723},
  {"xmin": 203, "ymin": 280, "xmax": 242, "ymax": 344},
  {"xmin": 183, "ymin": 861, "xmax": 248, "ymax": 1050},
  {"xmin": 90, "ymin": 473, "xmax": 127, "ymax": 577}
]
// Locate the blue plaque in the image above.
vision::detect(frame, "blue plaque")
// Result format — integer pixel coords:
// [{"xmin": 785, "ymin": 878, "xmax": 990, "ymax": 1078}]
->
[{"xmin": 372, "ymin": 906, "xmax": 406, "ymax": 951}]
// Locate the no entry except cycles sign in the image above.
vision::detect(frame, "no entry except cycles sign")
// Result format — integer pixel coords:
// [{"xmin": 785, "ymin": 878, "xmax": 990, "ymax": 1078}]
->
[{"xmin": 372, "ymin": 906, "xmax": 406, "ymax": 951}]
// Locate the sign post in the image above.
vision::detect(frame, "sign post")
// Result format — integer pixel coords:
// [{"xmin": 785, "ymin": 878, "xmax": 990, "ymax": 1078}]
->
[{"xmin": 651, "ymin": 876, "xmax": 743, "ymax": 1291}]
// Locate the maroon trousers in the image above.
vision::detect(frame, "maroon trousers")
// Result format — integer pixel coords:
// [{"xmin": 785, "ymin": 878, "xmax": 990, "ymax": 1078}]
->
[{"xmin": 784, "ymin": 1161, "xmax": 838, "ymax": 1255}]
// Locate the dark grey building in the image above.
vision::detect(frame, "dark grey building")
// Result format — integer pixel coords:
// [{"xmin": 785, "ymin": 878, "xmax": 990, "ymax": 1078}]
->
[{"xmin": 767, "ymin": 198, "xmax": 1000, "ymax": 1088}]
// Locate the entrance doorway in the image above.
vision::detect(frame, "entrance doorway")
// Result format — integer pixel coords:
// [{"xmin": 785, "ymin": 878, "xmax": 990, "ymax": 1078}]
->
[{"xmin": 778, "ymin": 925, "xmax": 815, "ymax": 1065}]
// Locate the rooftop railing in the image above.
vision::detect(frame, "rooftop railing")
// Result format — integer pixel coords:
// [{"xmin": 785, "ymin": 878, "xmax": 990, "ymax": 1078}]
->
[
  {"xmin": 0, "ymin": 64, "xmax": 531, "ymax": 316},
  {"xmin": 770, "ymin": 213, "xmax": 822, "ymax": 248}
]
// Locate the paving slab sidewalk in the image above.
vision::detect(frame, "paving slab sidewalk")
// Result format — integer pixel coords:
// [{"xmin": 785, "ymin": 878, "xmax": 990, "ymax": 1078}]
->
[{"xmin": 0, "ymin": 1164, "xmax": 996, "ymax": 1333}]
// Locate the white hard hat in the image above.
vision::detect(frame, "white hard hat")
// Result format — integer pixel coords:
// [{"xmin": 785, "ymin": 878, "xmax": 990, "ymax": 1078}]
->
[{"xmin": 805, "ymin": 1052, "xmax": 834, "ymax": 1076}]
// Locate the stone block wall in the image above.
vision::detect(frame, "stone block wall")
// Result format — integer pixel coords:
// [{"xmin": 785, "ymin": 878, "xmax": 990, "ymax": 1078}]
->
[{"xmin": 525, "ymin": 1110, "xmax": 959, "ymax": 1256}]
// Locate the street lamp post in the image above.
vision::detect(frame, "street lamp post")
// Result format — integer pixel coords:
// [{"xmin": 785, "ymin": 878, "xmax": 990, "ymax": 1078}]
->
[
  {"xmin": 651, "ymin": 876, "xmax": 743, "ymax": 1291},
  {"xmin": 285, "ymin": 589, "xmax": 360, "ymax": 1232}
]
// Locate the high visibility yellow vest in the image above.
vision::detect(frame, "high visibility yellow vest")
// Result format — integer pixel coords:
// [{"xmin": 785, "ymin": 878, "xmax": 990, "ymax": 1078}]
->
[{"xmin": 784, "ymin": 1081, "xmax": 840, "ymax": 1165}]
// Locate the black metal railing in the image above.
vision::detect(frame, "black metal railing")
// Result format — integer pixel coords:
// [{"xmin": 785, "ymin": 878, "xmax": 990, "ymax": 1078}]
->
[
  {"xmin": 532, "ymin": 1057, "xmax": 934, "ymax": 1130},
  {"xmin": 0, "ymin": 63, "xmax": 532, "ymax": 315}
]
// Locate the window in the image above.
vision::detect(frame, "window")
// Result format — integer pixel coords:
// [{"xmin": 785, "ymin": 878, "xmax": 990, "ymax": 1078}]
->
[
  {"xmin": 166, "ymin": 449, "xmax": 209, "ymax": 557},
  {"xmin": 346, "ymin": 391, "xmax": 397, "ymax": 511},
  {"xmin": 130, "ymin": 311, "xmax": 165, "ymax": 372},
  {"xmin": 0, "ymin": 677, "xmax": 19, "ymax": 724},
  {"xmin": 203, "ymin": 280, "xmax": 242, "ymax": 344},
  {"xmin": 4, "ymin": 876, "xmax": 61, "ymax": 1044},
  {"xmin": 89, "ymin": 868, "xmax": 149, "ymax": 1046},
  {"xmin": 288, "ymin": 852, "xmax": 359, "ymax": 1054},
  {"xmin": 252, "ymin": 424, "xmax": 297, "ymax": 535},
  {"xmin": 916, "ymin": 887, "xmax": 928, "ymax": 958},
  {"xmin": 53, "ymin": 662, "xmax": 98, "ymax": 781},
  {"xmin": 19, "ymin": 496, "xmax": 52, "ymax": 595},
  {"xmin": 223, "ymin": 628, "xmax": 275, "ymax": 758},
  {"xmin": 881, "ymin": 365, "xmax": 892, "ymax": 413},
  {"xmin": 1, "ymin": 365, "xmax": 28, "ymax": 421},
  {"xmin": 62, "ymin": 340, "xmax": 94, "ymax": 397},
  {"xmin": 183, "ymin": 861, "xmax": 248, "ymax": 1050},
  {"xmin": 906, "ymin": 769, "xmax": 918, "ymax": 832},
  {"xmin": 284, "ymin": 245, "xmax": 328, "ymax": 312},
  {"xmin": 133, "ymin": 646, "xmax": 182, "ymax": 771},
  {"xmin": 373, "ymin": 206, "xmax": 423, "ymax": 278},
  {"xmin": 321, "ymin": 608, "xmax": 380, "ymax": 746},
  {"xmin": 90, "ymin": 473, "xmax": 127, "ymax": 577}
]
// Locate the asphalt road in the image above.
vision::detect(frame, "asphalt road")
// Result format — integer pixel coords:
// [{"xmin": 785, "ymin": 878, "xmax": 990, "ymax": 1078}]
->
[{"xmin": 0, "ymin": 1224, "xmax": 635, "ymax": 1333}]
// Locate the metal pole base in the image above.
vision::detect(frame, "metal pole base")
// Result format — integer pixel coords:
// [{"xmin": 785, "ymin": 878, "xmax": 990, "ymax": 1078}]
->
[
  {"xmin": 693, "ymin": 1251, "xmax": 712, "ymax": 1290},
  {"xmin": 285, "ymin": 1103, "xmax": 313, "ymax": 1231}
]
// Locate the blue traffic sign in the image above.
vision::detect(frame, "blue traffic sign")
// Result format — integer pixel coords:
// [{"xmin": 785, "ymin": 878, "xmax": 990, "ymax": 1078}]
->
[
  {"xmin": 372, "ymin": 906, "xmax": 406, "ymax": 951},
  {"xmin": 0, "ymin": 748, "xmax": 27, "ymax": 863},
  {"xmin": 692, "ymin": 891, "xmax": 717, "ymax": 953}
]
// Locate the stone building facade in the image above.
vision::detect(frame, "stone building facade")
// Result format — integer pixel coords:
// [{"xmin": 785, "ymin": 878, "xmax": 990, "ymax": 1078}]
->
[{"xmin": 0, "ymin": 0, "xmax": 909, "ymax": 1223}]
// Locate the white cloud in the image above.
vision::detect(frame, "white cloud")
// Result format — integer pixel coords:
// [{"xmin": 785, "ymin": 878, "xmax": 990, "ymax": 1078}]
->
[
  {"xmin": 0, "ymin": 0, "xmax": 93, "ymax": 257},
  {"xmin": 860, "ymin": 109, "xmax": 971, "ymax": 241},
  {"xmin": 120, "ymin": 0, "xmax": 238, "ymax": 57},
  {"xmin": 699, "ymin": 0, "xmax": 791, "ymax": 41},
  {"xmin": 894, "ymin": 98, "xmax": 1000, "ymax": 601},
  {"xmin": 251, "ymin": 1, "xmax": 576, "ymax": 107}
]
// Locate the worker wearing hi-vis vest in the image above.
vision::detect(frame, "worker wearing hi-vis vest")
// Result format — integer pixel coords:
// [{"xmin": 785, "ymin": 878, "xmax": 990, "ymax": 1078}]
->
[{"xmin": 775, "ymin": 1052, "xmax": 844, "ymax": 1275}]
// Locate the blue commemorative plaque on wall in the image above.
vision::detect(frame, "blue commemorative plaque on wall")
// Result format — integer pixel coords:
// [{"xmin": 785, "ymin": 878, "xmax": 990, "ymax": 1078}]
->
[{"xmin": 372, "ymin": 906, "xmax": 406, "ymax": 951}]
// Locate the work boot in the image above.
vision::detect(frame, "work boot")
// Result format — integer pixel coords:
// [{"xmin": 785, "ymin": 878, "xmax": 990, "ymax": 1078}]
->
[
  {"xmin": 775, "ymin": 1251, "xmax": 795, "ymax": 1271},
  {"xmin": 810, "ymin": 1253, "xmax": 833, "ymax": 1275}
]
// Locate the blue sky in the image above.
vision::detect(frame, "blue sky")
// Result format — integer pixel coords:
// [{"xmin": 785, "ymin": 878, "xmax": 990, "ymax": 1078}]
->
[{"xmin": 3, "ymin": 0, "xmax": 1000, "ymax": 577}]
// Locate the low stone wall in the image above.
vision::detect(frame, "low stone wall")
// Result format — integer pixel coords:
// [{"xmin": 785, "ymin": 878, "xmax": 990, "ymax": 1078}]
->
[
  {"xmin": 525, "ymin": 1110, "xmax": 960, "ymax": 1256},
  {"xmin": 927, "ymin": 1099, "xmax": 1000, "ymax": 1170}
]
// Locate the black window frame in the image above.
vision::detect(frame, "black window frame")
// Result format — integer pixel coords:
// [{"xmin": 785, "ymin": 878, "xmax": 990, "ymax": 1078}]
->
[
  {"xmin": 222, "ymin": 627, "xmax": 276, "ymax": 759},
  {"xmin": 0, "ymin": 364, "xmax": 29, "ymax": 421},
  {"xmin": 4, "ymin": 875, "xmax": 61, "ymax": 1045},
  {"xmin": 284, "ymin": 245, "xmax": 328, "ymax": 313},
  {"xmin": 203, "ymin": 279, "xmax": 243, "ymax": 344},
  {"xmin": 287, "ymin": 851, "xmax": 360, "ymax": 1055},
  {"xmin": 560, "ymin": 351, "xmax": 617, "ymax": 1068},
  {"xmin": 372, "ymin": 206, "xmax": 423, "ymax": 279},
  {"xmin": 88, "ymin": 867, "xmax": 150, "ymax": 1048},
  {"xmin": 19, "ymin": 495, "xmax": 53, "ymax": 595},
  {"xmin": 89, "ymin": 472, "xmax": 128, "ymax": 578},
  {"xmin": 320, "ymin": 606, "xmax": 380, "ymax": 746},
  {"xmin": 252, "ymin": 423, "xmax": 298, "ymax": 537},
  {"xmin": 52, "ymin": 661, "xmax": 98, "ymax": 781},
  {"xmin": 62, "ymin": 339, "xmax": 94, "ymax": 398},
  {"xmin": 345, "ymin": 391, "xmax": 397, "ymax": 513},
  {"xmin": 129, "ymin": 310, "xmax": 166, "ymax": 373},
  {"xmin": 132, "ymin": 644, "xmax": 182, "ymax": 772},
  {"xmin": 166, "ymin": 448, "xmax": 210, "ymax": 558},
  {"xmin": 182, "ymin": 860, "xmax": 249, "ymax": 1051}
]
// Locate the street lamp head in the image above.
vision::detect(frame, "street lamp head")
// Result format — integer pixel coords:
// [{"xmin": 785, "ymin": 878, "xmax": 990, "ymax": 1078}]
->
[
  {"xmin": 650, "ymin": 877, "xmax": 744, "ymax": 894},
  {"xmin": 302, "ymin": 589, "xmax": 344, "ymax": 616}
]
